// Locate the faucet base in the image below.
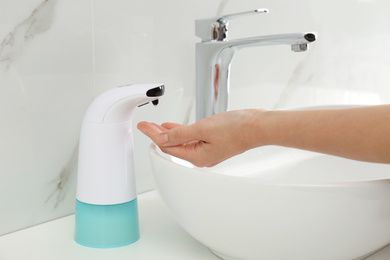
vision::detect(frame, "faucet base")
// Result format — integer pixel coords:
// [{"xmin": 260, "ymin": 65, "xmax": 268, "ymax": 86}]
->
[{"xmin": 74, "ymin": 198, "xmax": 140, "ymax": 248}]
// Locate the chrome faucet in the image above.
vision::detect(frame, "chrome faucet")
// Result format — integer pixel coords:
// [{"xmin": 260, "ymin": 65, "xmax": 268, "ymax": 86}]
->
[{"xmin": 195, "ymin": 9, "xmax": 317, "ymax": 121}]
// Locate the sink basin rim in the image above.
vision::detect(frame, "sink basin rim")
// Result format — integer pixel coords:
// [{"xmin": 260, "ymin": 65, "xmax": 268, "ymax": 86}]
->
[{"xmin": 150, "ymin": 143, "xmax": 390, "ymax": 187}]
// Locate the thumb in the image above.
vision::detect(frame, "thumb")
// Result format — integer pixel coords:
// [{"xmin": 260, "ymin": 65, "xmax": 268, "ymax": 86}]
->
[{"xmin": 158, "ymin": 124, "xmax": 201, "ymax": 146}]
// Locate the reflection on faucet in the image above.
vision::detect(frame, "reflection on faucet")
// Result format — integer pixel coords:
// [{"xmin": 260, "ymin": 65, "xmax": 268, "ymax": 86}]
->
[
  {"xmin": 195, "ymin": 9, "xmax": 317, "ymax": 121},
  {"xmin": 214, "ymin": 64, "xmax": 220, "ymax": 101}
]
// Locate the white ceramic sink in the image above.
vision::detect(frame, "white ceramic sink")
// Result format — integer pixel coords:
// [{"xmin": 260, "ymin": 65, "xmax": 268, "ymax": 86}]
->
[{"xmin": 149, "ymin": 138, "xmax": 390, "ymax": 260}]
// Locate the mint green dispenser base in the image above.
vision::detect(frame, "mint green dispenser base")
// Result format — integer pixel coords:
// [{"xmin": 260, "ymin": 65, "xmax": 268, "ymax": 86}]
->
[{"xmin": 74, "ymin": 198, "xmax": 140, "ymax": 248}]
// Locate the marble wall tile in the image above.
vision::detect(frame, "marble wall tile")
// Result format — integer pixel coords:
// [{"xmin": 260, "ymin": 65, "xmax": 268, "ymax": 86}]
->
[
  {"xmin": 0, "ymin": 0, "xmax": 94, "ymax": 235},
  {"xmin": 229, "ymin": 0, "xmax": 390, "ymax": 110},
  {"xmin": 1, "ymin": 0, "xmax": 390, "ymax": 236}
]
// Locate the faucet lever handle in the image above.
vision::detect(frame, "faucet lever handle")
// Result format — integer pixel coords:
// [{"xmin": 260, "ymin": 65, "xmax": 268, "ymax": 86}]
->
[{"xmin": 195, "ymin": 9, "xmax": 269, "ymax": 42}]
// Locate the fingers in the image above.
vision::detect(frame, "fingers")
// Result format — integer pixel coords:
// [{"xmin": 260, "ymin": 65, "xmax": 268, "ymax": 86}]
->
[
  {"xmin": 161, "ymin": 122, "xmax": 202, "ymax": 146},
  {"xmin": 161, "ymin": 122, "xmax": 184, "ymax": 130},
  {"xmin": 150, "ymin": 122, "xmax": 167, "ymax": 132},
  {"xmin": 159, "ymin": 141, "xmax": 210, "ymax": 167},
  {"xmin": 143, "ymin": 122, "xmax": 203, "ymax": 147},
  {"xmin": 137, "ymin": 121, "xmax": 163, "ymax": 136},
  {"xmin": 158, "ymin": 122, "xmax": 185, "ymax": 145},
  {"xmin": 138, "ymin": 121, "xmax": 202, "ymax": 146},
  {"xmin": 165, "ymin": 125, "xmax": 204, "ymax": 147},
  {"xmin": 138, "ymin": 121, "xmax": 226, "ymax": 167},
  {"xmin": 137, "ymin": 122, "xmax": 167, "ymax": 145}
]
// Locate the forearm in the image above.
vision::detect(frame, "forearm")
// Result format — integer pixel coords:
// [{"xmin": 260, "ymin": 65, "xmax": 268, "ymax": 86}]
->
[
  {"xmin": 253, "ymin": 105, "xmax": 390, "ymax": 163},
  {"xmin": 138, "ymin": 105, "xmax": 390, "ymax": 167}
]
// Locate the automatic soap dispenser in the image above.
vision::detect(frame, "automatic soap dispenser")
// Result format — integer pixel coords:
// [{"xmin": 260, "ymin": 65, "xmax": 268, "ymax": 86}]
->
[{"xmin": 74, "ymin": 83, "xmax": 165, "ymax": 248}]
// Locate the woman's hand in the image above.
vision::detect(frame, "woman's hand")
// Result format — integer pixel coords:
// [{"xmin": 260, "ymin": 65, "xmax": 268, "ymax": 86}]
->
[
  {"xmin": 138, "ymin": 105, "xmax": 390, "ymax": 167},
  {"xmin": 137, "ymin": 109, "xmax": 267, "ymax": 167}
]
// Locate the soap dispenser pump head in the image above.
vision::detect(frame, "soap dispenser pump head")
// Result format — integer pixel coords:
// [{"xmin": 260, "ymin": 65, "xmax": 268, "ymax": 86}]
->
[{"xmin": 75, "ymin": 83, "xmax": 164, "ymax": 248}]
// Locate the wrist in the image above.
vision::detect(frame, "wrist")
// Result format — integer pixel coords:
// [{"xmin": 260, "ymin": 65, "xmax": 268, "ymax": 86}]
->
[
  {"xmin": 246, "ymin": 109, "xmax": 286, "ymax": 148},
  {"xmin": 242, "ymin": 109, "xmax": 272, "ymax": 149}
]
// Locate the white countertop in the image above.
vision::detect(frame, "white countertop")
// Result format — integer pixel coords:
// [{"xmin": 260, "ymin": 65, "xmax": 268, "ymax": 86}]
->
[{"xmin": 0, "ymin": 190, "xmax": 389, "ymax": 260}]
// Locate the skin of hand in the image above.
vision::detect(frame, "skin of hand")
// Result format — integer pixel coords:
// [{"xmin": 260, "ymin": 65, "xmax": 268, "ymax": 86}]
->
[
  {"xmin": 137, "ymin": 105, "xmax": 390, "ymax": 167},
  {"xmin": 137, "ymin": 109, "xmax": 266, "ymax": 167}
]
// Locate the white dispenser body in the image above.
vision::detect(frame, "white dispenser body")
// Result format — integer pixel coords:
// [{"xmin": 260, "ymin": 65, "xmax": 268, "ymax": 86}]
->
[
  {"xmin": 77, "ymin": 121, "xmax": 136, "ymax": 204},
  {"xmin": 76, "ymin": 83, "xmax": 165, "ymax": 205}
]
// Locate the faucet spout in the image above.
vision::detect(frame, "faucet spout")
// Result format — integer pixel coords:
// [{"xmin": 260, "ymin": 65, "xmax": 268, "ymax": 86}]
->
[{"xmin": 196, "ymin": 32, "xmax": 317, "ymax": 121}]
